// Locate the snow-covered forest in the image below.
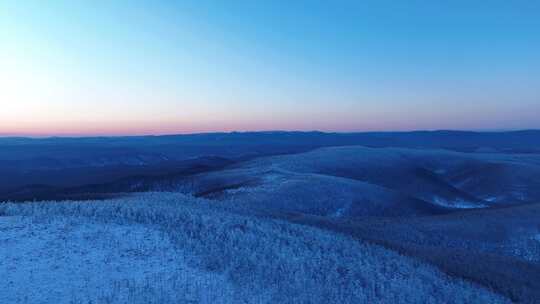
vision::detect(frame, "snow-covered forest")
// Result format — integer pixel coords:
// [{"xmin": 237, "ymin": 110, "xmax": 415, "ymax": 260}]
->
[
  {"xmin": 0, "ymin": 193, "xmax": 512, "ymax": 303},
  {"xmin": 1, "ymin": 132, "xmax": 540, "ymax": 303}
]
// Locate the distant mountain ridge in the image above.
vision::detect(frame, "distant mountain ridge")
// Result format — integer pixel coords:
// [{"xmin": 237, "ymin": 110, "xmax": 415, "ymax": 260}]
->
[{"xmin": 1, "ymin": 130, "xmax": 539, "ymax": 201}]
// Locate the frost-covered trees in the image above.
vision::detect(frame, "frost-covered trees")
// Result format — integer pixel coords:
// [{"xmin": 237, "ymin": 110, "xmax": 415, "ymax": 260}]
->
[{"xmin": 0, "ymin": 193, "xmax": 509, "ymax": 303}]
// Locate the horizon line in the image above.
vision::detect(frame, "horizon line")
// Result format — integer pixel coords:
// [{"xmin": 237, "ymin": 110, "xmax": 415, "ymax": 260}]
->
[{"xmin": 1, "ymin": 128, "xmax": 539, "ymax": 139}]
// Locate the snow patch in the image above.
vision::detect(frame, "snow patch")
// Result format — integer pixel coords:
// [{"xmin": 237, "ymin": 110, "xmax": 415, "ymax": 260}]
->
[
  {"xmin": 432, "ymin": 197, "xmax": 486, "ymax": 209},
  {"xmin": 0, "ymin": 216, "xmax": 233, "ymax": 304}
]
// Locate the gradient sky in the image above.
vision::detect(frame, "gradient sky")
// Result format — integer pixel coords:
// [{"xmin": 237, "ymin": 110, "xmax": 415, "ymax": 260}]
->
[{"xmin": 1, "ymin": 0, "xmax": 539, "ymax": 136}]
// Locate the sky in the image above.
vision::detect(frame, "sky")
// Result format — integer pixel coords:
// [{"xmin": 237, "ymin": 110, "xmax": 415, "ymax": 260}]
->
[{"xmin": 1, "ymin": 0, "xmax": 539, "ymax": 136}]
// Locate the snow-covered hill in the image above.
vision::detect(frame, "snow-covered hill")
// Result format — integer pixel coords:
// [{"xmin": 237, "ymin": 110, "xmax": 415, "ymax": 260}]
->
[
  {"xmin": 241, "ymin": 146, "xmax": 540, "ymax": 208},
  {"xmin": 0, "ymin": 193, "xmax": 509, "ymax": 303},
  {"xmin": 184, "ymin": 167, "xmax": 447, "ymax": 217}
]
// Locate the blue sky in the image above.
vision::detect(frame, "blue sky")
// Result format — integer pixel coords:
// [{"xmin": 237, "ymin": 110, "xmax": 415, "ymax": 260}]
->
[{"xmin": 1, "ymin": 0, "xmax": 539, "ymax": 135}]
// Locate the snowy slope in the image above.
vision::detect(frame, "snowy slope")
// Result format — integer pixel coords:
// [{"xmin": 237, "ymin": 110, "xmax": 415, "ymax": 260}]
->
[
  {"xmin": 0, "ymin": 193, "xmax": 509, "ymax": 303},
  {"xmin": 0, "ymin": 216, "xmax": 233, "ymax": 304},
  {"xmin": 186, "ymin": 167, "xmax": 447, "ymax": 217},
  {"xmin": 242, "ymin": 146, "xmax": 540, "ymax": 208}
]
